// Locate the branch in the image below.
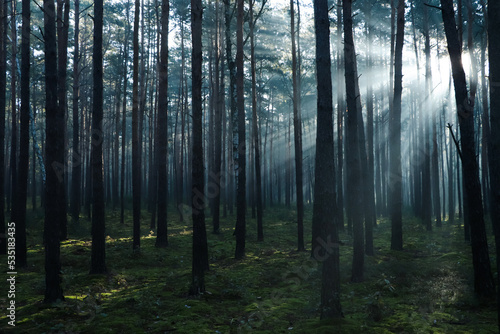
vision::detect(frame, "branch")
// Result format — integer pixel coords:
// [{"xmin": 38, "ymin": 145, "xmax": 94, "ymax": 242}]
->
[
  {"xmin": 446, "ymin": 123, "xmax": 463, "ymax": 162},
  {"xmin": 424, "ymin": 3, "xmax": 442, "ymax": 11}
]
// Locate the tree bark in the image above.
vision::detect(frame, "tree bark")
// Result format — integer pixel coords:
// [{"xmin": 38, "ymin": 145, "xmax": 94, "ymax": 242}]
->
[
  {"xmin": 234, "ymin": 0, "xmax": 246, "ymax": 260},
  {"xmin": 343, "ymin": 0, "xmax": 364, "ymax": 281},
  {"xmin": 440, "ymin": 0, "xmax": 494, "ymax": 297},
  {"xmin": 16, "ymin": 0, "xmax": 31, "ymax": 268},
  {"xmin": 71, "ymin": 0, "xmax": 81, "ymax": 223},
  {"xmin": 90, "ymin": 0, "xmax": 107, "ymax": 275},
  {"xmin": 312, "ymin": 0, "xmax": 342, "ymax": 319},
  {"xmin": 132, "ymin": 0, "xmax": 141, "ymax": 250},
  {"xmin": 156, "ymin": 0, "xmax": 169, "ymax": 248},
  {"xmin": 0, "ymin": 0, "xmax": 6, "ymax": 255},
  {"xmin": 390, "ymin": 0, "xmax": 404, "ymax": 251},
  {"xmin": 44, "ymin": 0, "xmax": 64, "ymax": 303},
  {"xmin": 487, "ymin": 0, "xmax": 500, "ymax": 326},
  {"xmin": 190, "ymin": 0, "xmax": 209, "ymax": 295}
]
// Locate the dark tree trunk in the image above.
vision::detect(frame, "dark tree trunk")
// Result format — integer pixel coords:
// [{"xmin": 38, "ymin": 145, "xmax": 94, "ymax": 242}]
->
[
  {"xmin": 390, "ymin": 0, "xmax": 404, "ymax": 251},
  {"xmin": 312, "ymin": 0, "xmax": 342, "ymax": 319},
  {"xmin": 155, "ymin": 0, "xmax": 169, "ymax": 248},
  {"xmin": 190, "ymin": 0, "xmax": 208, "ymax": 295},
  {"xmin": 343, "ymin": 0, "xmax": 364, "ymax": 282},
  {"xmin": 212, "ymin": 0, "xmax": 223, "ymax": 235},
  {"xmin": 290, "ymin": 0, "xmax": 303, "ymax": 250},
  {"xmin": 56, "ymin": 0, "xmax": 69, "ymax": 240},
  {"xmin": 440, "ymin": 0, "xmax": 494, "ymax": 298},
  {"xmin": 0, "ymin": 0, "xmax": 6, "ymax": 255},
  {"xmin": 44, "ymin": 0, "xmax": 64, "ymax": 303},
  {"xmin": 120, "ymin": 2, "xmax": 130, "ymax": 226},
  {"xmin": 234, "ymin": 0, "xmax": 246, "ymax": 260},
  {"xmin": 71, "ymin": 0, "xmax": 81, "ymax": 223},
  {"xmin": 487, "ymin": 0, "xmax": 500, "ymax": 327},
  {"xmin": 9, "ymin": 0, "xmax": 17, "ymax": 235},
  {"xmin": 90, "ymin": 0, "xmax": 107, "ymax": 275},
  {"xmin": 132, "ymin": 0, "xmax": 141, "ymax": 250},
  {"xmin": 16, "ymin": 0, "xmax": 30, "ymax": 268}
]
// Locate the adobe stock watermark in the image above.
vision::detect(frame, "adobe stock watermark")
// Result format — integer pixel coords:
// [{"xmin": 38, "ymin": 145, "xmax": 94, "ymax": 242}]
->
[{"xmin": 6, "ymin": 222, "xmax": 17, "ymax": 327}]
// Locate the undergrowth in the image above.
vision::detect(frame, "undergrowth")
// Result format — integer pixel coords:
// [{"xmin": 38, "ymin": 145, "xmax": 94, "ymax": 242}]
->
[{"xmin": 0, "ymin": 205, "xmax": 497, "ymax": 333}]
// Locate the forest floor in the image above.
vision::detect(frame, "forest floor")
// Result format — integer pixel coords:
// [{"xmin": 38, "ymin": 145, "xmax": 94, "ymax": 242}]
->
[{"xmin": 0, "ymin": 205, "xmax": 498, "ymax": 333}]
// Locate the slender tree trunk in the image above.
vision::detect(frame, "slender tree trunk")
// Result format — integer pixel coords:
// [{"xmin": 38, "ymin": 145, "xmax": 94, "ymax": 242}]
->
[
  {"xmin": 16, "ymin": 0, "xmax": 30, "ymax": 268},
  {"xmin": 440, "ymin": 0, "xmax": 494, "ymax": 297},
  {"xmin": 212, "ymin": 0, "xmax": 223, "ymax": 234},
  {"xmin": 487, "ymin": 0, "xmax": 500, "ymax": 329},
  {"xmin": 90, "ymin": 0, "xmax": 106, "ymax": 274},
  {"xmin": 56, "ymin": 0, "xmax": 69, "ymax": 240},
  {"xmin": 155, "ymin": 0, "xmax": 169, "ymax": 248},
  {"xmin": 121, "ymin": 2, "xmax": 130, "ymax": 225},
  {"xmin": 390, "ymin": 0, "xmax": 404, "ymax": 251},
  {"xmin": 0, "ymin": 0, "xmax": 6, "ymax": 255},
  {"xmin": 9, "ymin": 0, "xmax": 17, "ymax": 233},
  {"xmin": 132, "ymin": 0, "xmax": 141, "ymax": 250},
  {"xmin": 313, "ymin": 0, "xmax": 342, "ymax": 319},
  {"xmin": 234, "ymin": 0, "xmax": 246, "ymax": 260},
  {"xmin": 343, "ymin": 0, "xmax": 364, "ymax": 281},
  {"xmin": 44, "ymin": 0, "xmax": 64, "ymax": 303},
  {"xmin": 290, "ymin": 0, "xmax": 303, "ymax": 250},
  {"xmin": 71, "ymin": 0, "xmax": 81, "ymax": 223},
  {"xmin": 190, "ymin": 0, "xmax": 208, "ymax": 295}
]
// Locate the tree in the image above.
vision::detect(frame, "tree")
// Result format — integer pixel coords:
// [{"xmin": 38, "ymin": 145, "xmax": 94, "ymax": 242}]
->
[
  {"xmin": 90, "ymin": 0, "xmax": 107, "ymax": 275},
  {"xmin": 390, "ymin": 0, "xmax": 404, "ymax": 251},
  {"xmin": 344, "ymin": 0, "xmax": 364, "ymax": 281},
  {"xmin": 250, "ymin": 0, "xmax": 264, "ymax": 242},
  {"xmin": 0, "ymin": 0, "xmax": 6, "ymax": 255},
  {"xmin": 234, "ymin": 0, "xmax": 246, "ymax": 260},
  {"xmin": 488, "ymin": 0, "xmax": 500, "ymax": 328},
  {"xmin": 155, "ymin": 0, "xmax": 169, "ymax": 248},
  {"xmin": 312, "ymin": 0, "xmax": 342, "ymax": 319},
  {"xmin": 132, "ymin": 0, "xmax": 141, "ymax": 251},
  {"xmin": 190, "ymin": 0, "xmax": 209, "ymax": 295},
  {"xmin": 440, "ymin": 0, "xmax": 494, "ymax": 297},
  {"xmin": 290, "ymin": 0, "xmax": 303, "ymax": 251},
  {"xmin": 16, "ymin": 0, "xmax": 31, "ymax": 268},
  {"xmin": 71, "ymin": 0, "xmax": 81, "ymax": 223},
  {"xmin": 44, "ymin": 0, "xmax": 64, "ymax": 303},
  {"xmin": 56, "ymin": 0, "xmax": 70, "ymax": 241}
]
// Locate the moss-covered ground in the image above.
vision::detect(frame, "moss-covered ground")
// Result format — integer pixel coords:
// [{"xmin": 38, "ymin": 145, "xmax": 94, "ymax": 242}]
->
[{"xmin": 0, "ymin": 205, "xmax": 497, "ymax": 333}]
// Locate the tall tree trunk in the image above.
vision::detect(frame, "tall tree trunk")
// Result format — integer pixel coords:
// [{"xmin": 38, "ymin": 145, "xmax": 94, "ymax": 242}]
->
[
  {"xmin": 16, "ymin": 0, "xmax": 30, "ymax": 268},
  {"xmin": 336, "ymin": 2, "xmax": 345, "ymax": 232},
  {"xmin": 44, "ymin": 0, "xmax": 64, "ymax": 303},
  {"xmin": 71, "ymin": 0, "xmax": 81, "ymax": 223},
  {"xmin": 120, "ymin": 1, "xmax": 130, "ymax": 225},
  {"xmin": 155, "ymin": 0, "xmax": 169, "ymax": 248},
  {"xmin": 0, "ymin": 0, "xmax": 6, "ymax": 255},
  {"xmin": 290, "ymin": 0, "xmax": 303, "ymax": 250},
  {"xmin": 440, "ymin": 0, "xmax": 494, "ymax": 298},
  {"xmin": 234, "ymin": 0, "xmax": 246, "ymax": 260},
  {"xmin": 486, "ymin": 0, "xmax": 500, "ymax": 329},
  {"xmin": 190, "ymin": 0, "xmax": 208, "ymax": 295},
  {"xmin": 212, "ymin": 0, "xmax": 223, "ymax": 234},
  {"xmin": 390, "ymin": 0, "xmax": 404, "ymax": 251},
  {"xmin": 132, "ymin": 0, "xmax": 141, "ymax": 250},
  {"xmin": 343, "ymin": 0, "xmax": 364, "ymax": 281},
  {"xmin": 90, "ymin": 0, "xmax": 107, "ymax": 274},
  {"xmin": 9, "ymin": 0, "xmax": 17, "ymax": 232},
  {"xmin": 57, "ymin": 0, "xmax": 69, "ymax": 240},
  {"xmin": 313, "ymin": 0, "xmax": 342, "ymax": 319},
  {"xmin": 487, "ymin": 0, "xmax": 500, "ymax": 327}
]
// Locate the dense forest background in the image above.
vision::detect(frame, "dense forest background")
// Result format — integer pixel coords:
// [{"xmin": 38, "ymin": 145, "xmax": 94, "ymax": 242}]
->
[{"xmin": 1, "ymin": 0, "xmax": 500, "ymax": 332}]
